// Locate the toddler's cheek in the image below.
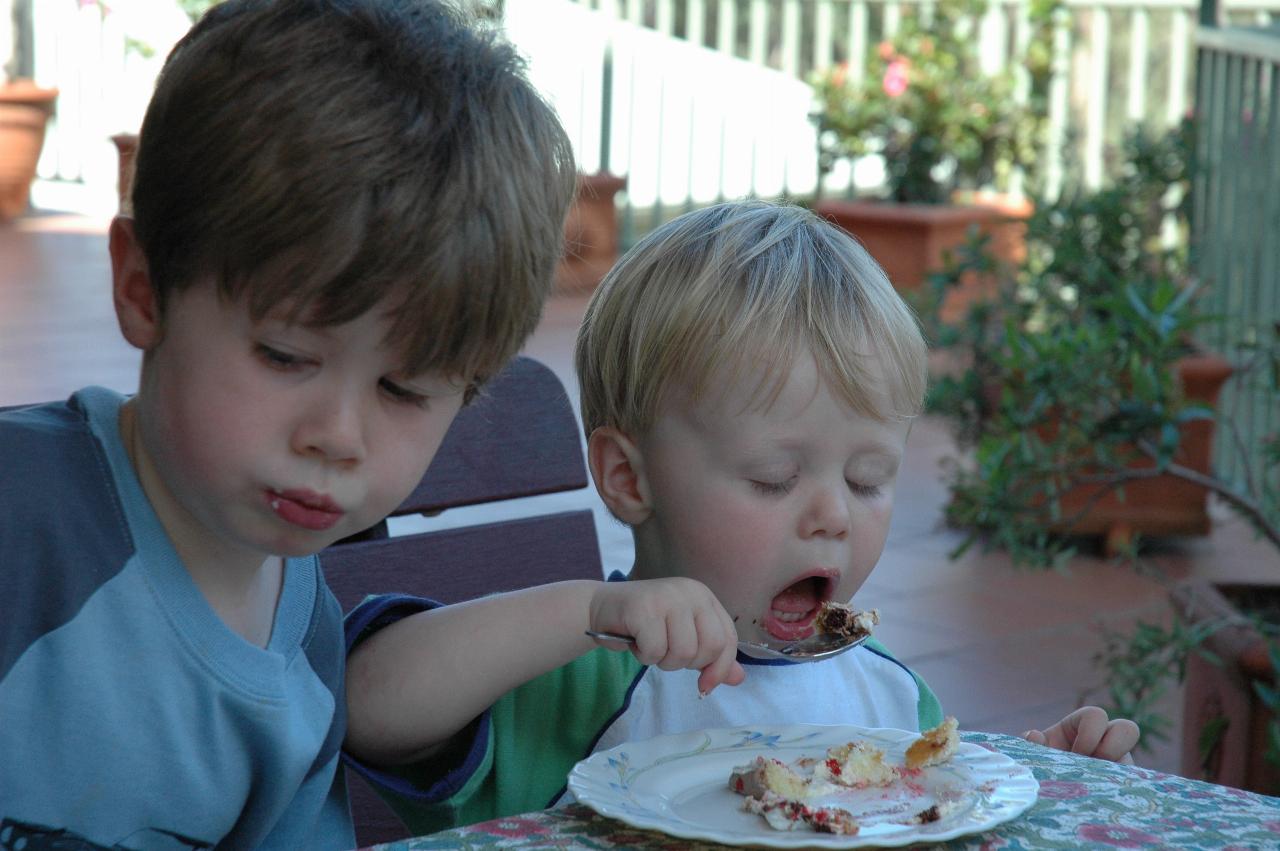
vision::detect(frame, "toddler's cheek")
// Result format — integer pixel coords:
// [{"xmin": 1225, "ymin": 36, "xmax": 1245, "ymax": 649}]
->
[{"xmin": 675, "ymin": 510, "xmax": 776, "ymax": 595}]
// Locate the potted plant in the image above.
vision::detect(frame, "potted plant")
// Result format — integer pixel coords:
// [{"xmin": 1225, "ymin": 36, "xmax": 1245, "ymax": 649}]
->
[
  {"xmin": 554, "ymin": 171, "xmax": 626, "ymax": 296},
  {"xmin": 0, "ymin": 77, "xmax": 57, "ymax": 221},
  {"xmin": 923, "ymin": 120, "xmax": 1280, "ymax": 793},
  {"xmin": 923, "ymin": 124, "xmax": 1240, "ymax": 561},
  {"xmin": 1169, "ymin": 578, "xmax": 1280, "ymax": 794},
  {"xmin": 1091, "ymin": 428, "xmax": 1278, "ymax": 794},
  {"xmin": 101, "ymin": 0, "xmax": 220, "ymax": 215},
  {"xmin": 809, "ymin": 0, "xmax": 1042, "ymax": 308}
]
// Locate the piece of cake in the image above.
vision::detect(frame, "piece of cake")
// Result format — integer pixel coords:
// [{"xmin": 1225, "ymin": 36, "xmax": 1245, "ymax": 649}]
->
[
  {"xmin": 730, "ymin": 722, "xmax": 961, "ymax": 837},
  {"xmin": 728, "ymin": 756, "xmax": 819, "ymax": 800},
  {"xmin": 904, "ymin": 716, "xmax": 960, "ymax": 769},
  {"xmin": 742, "ymin": 792, "xmax": 860, "ymax": 836},
  {"xmin": 899, "ymin": 800, "xmax": 960, "ymax": 825},
  {"xmin": 814, "ymin": 601, "xmax": 879, "ymax": 639},
  {"xmin": 813, "ymin": 740, "xmax": 898, "ymax": 788}
]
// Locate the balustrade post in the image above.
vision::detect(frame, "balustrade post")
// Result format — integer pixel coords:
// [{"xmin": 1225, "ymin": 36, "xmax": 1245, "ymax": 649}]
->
[{"xmin": 1200, "ymin": 0, "xmax": 1222, "ymax": 30}]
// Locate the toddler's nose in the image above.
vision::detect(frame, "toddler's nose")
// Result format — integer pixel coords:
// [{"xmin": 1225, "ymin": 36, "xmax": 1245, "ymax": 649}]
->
[{"xmin": 798, "ymin": 484, "xmax": 849, "ymax": 540}]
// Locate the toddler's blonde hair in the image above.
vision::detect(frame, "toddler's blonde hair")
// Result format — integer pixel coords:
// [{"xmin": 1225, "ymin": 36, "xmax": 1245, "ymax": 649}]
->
[{"xmin": 575, "ymin": 200, "xmax": 927, "ymax": 436}]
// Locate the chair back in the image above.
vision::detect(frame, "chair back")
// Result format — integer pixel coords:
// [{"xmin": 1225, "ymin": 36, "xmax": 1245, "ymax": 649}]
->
[{"xmin": 318, "ymin": 355, "xmax": 603, "ymax": 847}]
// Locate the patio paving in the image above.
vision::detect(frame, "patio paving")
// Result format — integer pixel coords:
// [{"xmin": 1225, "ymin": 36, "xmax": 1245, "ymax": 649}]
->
[{"xmin": 4, "ymin": 208, "xmax": 1276, "ymax": 778}]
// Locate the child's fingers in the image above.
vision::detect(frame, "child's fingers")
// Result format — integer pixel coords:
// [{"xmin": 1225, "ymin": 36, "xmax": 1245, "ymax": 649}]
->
[
  {"xmin": 654, "ymin": 611, "xmax": 699, "ymax": 671},
  {"xmin": 1021, "ymin": 728, "xmax": 1048, "ymax": 747},
  {"xmin": 1066, "ymin": 706, "xmax": 1110, "ymax": 757},
  {"xmin": 1095, "ymin": 719, "xmax": 1140, "ymax": 763},
  {"xmin": 629, "ymin": 621, "xmax": 669, "ymax": 667},
  {"xmin": 1038, "ymin": 706, "xmax": 1104, "ymax": 756},
  {"xmin": 697, "ymin": 658, "xmax": 745, "ymax": 694},
  {"xmin": 692, "ymin": 609, "xmax": 741, "ymax": 692}
]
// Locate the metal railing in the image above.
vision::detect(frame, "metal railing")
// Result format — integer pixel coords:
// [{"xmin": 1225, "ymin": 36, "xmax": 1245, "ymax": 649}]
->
[{"xmin": 1192, "ymin": 2, "xmax": 1279, "ymax": 501}]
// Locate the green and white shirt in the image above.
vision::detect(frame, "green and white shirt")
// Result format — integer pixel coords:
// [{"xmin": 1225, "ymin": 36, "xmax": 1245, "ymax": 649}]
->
[{"xmin": 344, "ymin": 590, "xmax": 942, "ymax": 836}]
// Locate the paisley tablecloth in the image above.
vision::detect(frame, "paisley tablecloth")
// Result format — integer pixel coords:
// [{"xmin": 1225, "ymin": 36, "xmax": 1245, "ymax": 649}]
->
[{"xmin": 364, "ymin": 731, "xmax": 1280, "ymax": 850}]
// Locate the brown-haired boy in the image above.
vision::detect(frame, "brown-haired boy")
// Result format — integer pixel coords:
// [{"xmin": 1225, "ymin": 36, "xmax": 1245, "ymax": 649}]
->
[{"xmin": 0, "ymin": 1, "xmax": 722, "ymax": 846}]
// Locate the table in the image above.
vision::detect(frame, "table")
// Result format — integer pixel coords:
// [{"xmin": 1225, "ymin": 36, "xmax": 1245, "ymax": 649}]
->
[{"xmin": 365, "ymin": 731, "xmax": 1280, "ymax": 849}]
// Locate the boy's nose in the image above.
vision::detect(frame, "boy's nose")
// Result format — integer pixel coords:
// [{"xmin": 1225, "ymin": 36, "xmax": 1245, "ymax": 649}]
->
[
  {"xmin": 293, "ymin": 393, "xmax": 366, "ymax": 463},
  {"xmin": 799, "ymin": 485, "xmax": 849, "ymax": 540}
]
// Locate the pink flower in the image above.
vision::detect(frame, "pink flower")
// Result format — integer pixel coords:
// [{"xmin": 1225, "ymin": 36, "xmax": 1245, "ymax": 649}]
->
[
  {"xmin": 878, "ymin": 40, "xmax": 896, "ymax": 60},
  {"xmin": 1077, "ymin": 824, "xmax": 1160, "ymax": 847},
  {"xmin": 1038, "ymin": 780, "xmax": 1090, "ymax": 799},
  {"xmin": 830, "ymin": 61, "xmax": 850, "ymax": 90},
  {"xmin": 883, "ymin": 58, "xmax": 910, "ymax": 98}
]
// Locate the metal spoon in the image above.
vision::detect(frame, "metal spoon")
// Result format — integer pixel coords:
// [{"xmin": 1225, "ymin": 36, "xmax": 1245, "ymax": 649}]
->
[{"xmin": 584, "ymin": 629, "xmax": 870, "ymax": 662}]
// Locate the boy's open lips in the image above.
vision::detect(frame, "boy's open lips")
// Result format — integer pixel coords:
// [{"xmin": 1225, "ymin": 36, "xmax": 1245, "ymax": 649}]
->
[
  {"xmin": 266, "ymin": 488, "xmax": 344, "ymax": 531},
  {"xmin": 762, "ymin": 572, "xmax": 837, "ymax": 641}
]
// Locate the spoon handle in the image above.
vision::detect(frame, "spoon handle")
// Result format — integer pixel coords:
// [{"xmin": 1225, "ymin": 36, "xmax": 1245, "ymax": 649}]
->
[{"xmin": 585, "ymin": 630, "xmax": 637, "ymax": 645}]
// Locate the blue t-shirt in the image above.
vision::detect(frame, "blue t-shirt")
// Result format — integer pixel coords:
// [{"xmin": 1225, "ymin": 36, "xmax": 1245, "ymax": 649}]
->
[{"xmin": 0, "ymin": 387, "xmax": 354, "ymax": 850}]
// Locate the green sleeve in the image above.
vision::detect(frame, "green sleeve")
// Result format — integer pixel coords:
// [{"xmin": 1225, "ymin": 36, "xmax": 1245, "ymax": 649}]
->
[
  {"xmin": 388, "ymin": 648, "xmax": 644, "ymax": 835},
  {"xmin": 911, "ymin": 669, "xmax": 945, "ymax": 730},
  {"xmin": 864, "ymin": 637, "xmax": 945, "ymax": 731}
]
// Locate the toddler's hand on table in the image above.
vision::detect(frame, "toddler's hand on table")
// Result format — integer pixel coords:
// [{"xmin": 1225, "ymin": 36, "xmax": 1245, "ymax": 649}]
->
[
  {"xmin": 1023, "ymin": 706, "xmax": 1139, "ymax": 764},
  {"xmin": 588, "ymin": 577, "xmax": 746, "ymax": 694}
]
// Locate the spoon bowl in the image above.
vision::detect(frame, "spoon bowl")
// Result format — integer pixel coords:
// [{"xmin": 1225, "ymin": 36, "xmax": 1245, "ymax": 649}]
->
[{"xmin": 584, "ymin": 630, "xmax": 870, "ymax": 663}]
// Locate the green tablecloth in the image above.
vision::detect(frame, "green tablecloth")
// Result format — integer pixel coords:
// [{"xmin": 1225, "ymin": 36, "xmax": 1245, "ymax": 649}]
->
[{"xmin": 364, "ymin": 731, "xmax": 1280, "ymax": 849}]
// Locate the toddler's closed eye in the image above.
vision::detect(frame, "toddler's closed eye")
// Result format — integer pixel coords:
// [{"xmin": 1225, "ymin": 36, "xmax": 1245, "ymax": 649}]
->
[
  {"xmin": 846, "ymin": 480, "xmax": 882, "ymax": 498},
  {"xmin": 750, "ymin": 478, "xmax": 796, "ymax": 496}
]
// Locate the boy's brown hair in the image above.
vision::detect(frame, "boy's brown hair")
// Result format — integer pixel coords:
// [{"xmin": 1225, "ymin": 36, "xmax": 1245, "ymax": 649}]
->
[{"xmin": 131, "ymin": 0, "xmax": 576, "ymax": 386}]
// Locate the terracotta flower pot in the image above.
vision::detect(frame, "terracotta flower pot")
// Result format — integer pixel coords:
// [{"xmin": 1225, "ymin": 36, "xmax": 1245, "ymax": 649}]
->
[
  {"xmin": 1172, "ymin": 580, "xmax": 1280, "ymax": 795},
  {"xmin": 111, "ymin": 132, "xmax": 140, "ymax": 216},
  {"xmin": 814, "ymin": 193, "xmax": 1032, "ymax": 321},
  {"xmin": 555, "ymin": 171, "xmax": 626, "ymax": 296},
  {"xmin": 0, "ymin": 81, "xmax": 58, "ymax": 222},
  {"xmin": 1045, "ymin": 352, "xmax": 1234, "ymax": 554}
]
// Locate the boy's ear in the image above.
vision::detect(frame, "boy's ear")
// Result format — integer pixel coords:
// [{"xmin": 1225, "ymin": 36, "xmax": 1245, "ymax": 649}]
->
[
  {"xmin": 587, "ymin": 427, "xmax": 653, "ymax": 525},
  {"xmin": 109, "ymin": 215, "xmax": 162, "ymax": 351}
]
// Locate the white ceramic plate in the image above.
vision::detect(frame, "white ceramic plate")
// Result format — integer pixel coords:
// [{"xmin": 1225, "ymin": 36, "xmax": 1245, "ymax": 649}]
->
[{"xmin": 568, "ymin": 723, "xmax": 1039, "ymax": 848}]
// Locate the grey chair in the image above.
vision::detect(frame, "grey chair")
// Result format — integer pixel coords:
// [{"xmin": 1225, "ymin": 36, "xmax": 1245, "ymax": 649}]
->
[{"xmin": 318, "ymin": 355, "xmax": 604, "ymax": 847}]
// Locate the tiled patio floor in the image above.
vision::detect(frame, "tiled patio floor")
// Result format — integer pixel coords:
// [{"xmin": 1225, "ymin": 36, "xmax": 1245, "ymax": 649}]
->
[{"xmin": 5, "ymin": 210, "xmax": 1276, "ymax": 778}]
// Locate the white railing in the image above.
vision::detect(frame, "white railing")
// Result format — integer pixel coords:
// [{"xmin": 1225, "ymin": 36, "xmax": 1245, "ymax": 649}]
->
[
  {"xmin": 567, "ymin": 0, "xmax": 1277, "ymax": 200},
  {"xmin": 25, "ymin": 0, "xmax": 1280, "ymax": 221}
]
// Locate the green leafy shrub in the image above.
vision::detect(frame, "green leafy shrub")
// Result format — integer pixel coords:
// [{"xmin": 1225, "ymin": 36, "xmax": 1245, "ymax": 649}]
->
[
  {"xmin": 920, "ymin": 121, "xmax": 1280, "ymax": 770},
  {"xmin": 810, "ymin": 0, "xmax": 1041, "ymax": 203}
]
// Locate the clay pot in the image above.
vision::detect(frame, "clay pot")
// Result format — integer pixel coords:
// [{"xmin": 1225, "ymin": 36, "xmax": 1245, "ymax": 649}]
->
[
  {"xmin": 814, "ymin": 193, "xmax": 1032, "ymax": 322},
  {"xmin": 1172, "ymin": 580, "xmax": 1280, "ymax": 795},
  {"xmin": 1046, "ymin": 352, "xmax": 1234, "ymax": 554},
  {"xmin": 0, "ymin": 81, "xmax": 58, "ymax": 222},
  {"xmin": 555, "ymin": 171, "xmax": 626, "ymax": 295},
  {"xmin": 111, "ymin": 132, "xmax": 139, "ymax": 215}
]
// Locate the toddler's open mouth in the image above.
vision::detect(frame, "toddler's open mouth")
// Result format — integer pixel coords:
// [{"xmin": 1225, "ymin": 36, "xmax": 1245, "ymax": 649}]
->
[{"xmin": 762, "ymin": 573, "xmax": 836, "ymax": 642}]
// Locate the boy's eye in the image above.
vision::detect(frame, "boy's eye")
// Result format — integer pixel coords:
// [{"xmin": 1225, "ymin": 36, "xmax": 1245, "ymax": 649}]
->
[
  {"xmin": 255, "ymin": 344, "xmax": 305, "ymax": 370},
  {"xmin": 379, "ymin": 378, "xmax": 429, "ymax": 408},
  {"xmin": 847, "ymin": 480, "xmax": 883, "ymax": 499},
  {"xmin": 751, "ymin": 478, "xmax": 796, "ymax": 496}
]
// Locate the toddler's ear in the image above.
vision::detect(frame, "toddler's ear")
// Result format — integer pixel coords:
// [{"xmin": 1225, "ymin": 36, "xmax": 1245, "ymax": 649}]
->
[
  {"xmin": 109, "ymin": 216, "xmax": 161, "ymax": 351},
  {"xmin": 587, "ymin": 427, "xmax": 652, "ymax": 525}
]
